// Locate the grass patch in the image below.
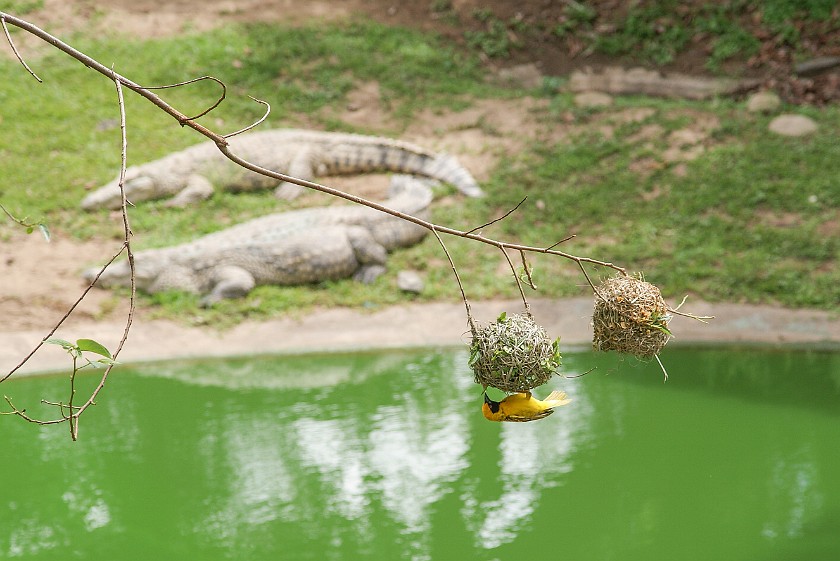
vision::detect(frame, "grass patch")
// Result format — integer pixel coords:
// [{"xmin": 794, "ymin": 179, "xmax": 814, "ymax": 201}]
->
[{"xmin": 464, "ymin": 8, "xmax": 526, "ymax": 58}]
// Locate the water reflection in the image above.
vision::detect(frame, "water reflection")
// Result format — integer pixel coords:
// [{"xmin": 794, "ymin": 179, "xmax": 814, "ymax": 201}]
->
[
  {"xmin": 763, "ymin": 445, "xmax": 824, "ymax": 541},
  {"xmin": 1, "ymin": 348, "xmax": 838, "ymax": 560},
  {"xmin": 468, "ymin": 384, "xmax": 592, "ymax": 549}
]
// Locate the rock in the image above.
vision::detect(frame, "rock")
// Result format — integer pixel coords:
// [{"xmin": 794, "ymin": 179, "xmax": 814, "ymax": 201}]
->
[
  {"xmin": 794, "ymin": 56, "xmax": 840, "ymax": 77},
  {"xmin": 768, "ymin": 114, "xmax": 818, "ymax": 137},
  {"xmin": 746, "ymin": 91, "xmax": 781, "ymax": 113},
  {"xmin": 496, "ymin": 63, "xmax": 543, "ymax": 89},
  {"xmin": 569, "ymin": 66, "xmax": 760, "ymax": 100},
  {"xmin": 574, "ymin": 91, "xmax": 613, "ymax": 108},
  {"xmin": 397, "ymin": 270, "xmax": 424, "ymax": 294}
]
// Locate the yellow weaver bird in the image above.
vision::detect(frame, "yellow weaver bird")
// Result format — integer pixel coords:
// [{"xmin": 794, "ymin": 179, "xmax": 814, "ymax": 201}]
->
[{"xmin": 482, "ymin": 390, "xmax": 572, "ymax": 422}]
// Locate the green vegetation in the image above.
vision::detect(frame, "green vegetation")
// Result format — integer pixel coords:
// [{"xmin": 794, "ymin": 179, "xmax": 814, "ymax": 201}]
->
[
  {"xmin": 464, "ymin": 8, "xmax": 525, "ymax": 59},
  {"xmin": 761, "ymin": 0, "xmax": 838, "ymax": 45},
  {"xmin": 2, "ymin": 0, "xmax": 43, "ymax": 15},
  {"xmin": 594, "ymin": 2, "xmax": 692, "ymax": 66},
  {"xmin": 589, "ymin": 1, "xmax": 767, "ymax": 69},
  {"xmin": 0, "ymin": 20, "xmax": 837, "ymax": 326},
  {"xmin": 550, "ymin": 0, "xmax": 837, "ymax": 70}
]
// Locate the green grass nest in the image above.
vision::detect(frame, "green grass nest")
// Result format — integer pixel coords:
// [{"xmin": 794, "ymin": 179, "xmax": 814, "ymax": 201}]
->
[
  {"xmin": 469, "ymin": 312, "xmax": 562, "ymax": 393},
  {"xmin": 592, "ymin": 273, "xmax": 672, "ymax": 358}
]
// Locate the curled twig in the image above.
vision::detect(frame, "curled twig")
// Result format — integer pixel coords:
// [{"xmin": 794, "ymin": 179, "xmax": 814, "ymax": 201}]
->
[
  {"xmin": 223, "ymin": 96, "xmax": 271, "ymax": 138},
  {"xmin": 143, "ymin": 75, "xmax": 227, "ymax": 121}
]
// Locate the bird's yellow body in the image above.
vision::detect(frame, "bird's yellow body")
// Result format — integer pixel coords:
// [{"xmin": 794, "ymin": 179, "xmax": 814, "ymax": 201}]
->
[{"xmin": 482, "ymin": 390, "xmax": 572, "ymax": 422}]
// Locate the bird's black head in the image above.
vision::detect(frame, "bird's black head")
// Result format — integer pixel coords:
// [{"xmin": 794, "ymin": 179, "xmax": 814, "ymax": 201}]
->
[{"xmin": 484, "ymin": 392, "xmax": 500, "ymax": 413}]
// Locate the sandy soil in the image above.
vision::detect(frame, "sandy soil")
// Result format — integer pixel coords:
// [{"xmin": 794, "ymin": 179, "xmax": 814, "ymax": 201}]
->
[{"xmin": 2, "ymin": 1, "xmax": 838, "ymax": 377}]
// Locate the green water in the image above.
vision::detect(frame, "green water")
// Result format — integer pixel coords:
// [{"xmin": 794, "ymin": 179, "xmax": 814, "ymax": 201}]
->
[{"xmin": 1, "ymin": 347, "xmax": 839, "ymax": 560}]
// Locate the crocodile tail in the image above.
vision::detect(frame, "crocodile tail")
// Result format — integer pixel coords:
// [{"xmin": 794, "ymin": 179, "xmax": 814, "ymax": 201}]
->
[{"xmin": 421, "ymin": 153, "xmax": 484, "ymax": 198}]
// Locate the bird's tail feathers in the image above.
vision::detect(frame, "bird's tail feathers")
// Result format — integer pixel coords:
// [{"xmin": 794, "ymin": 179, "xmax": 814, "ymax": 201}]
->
[{"xmin": 543, "ymin": 390, "xmax": 572, "ymax": 407}]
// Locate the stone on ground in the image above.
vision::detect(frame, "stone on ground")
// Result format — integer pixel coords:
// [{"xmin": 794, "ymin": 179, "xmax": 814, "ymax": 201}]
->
[{"xmin": 768, "ymin": 114, "xmax": 818, "ymax": 137}]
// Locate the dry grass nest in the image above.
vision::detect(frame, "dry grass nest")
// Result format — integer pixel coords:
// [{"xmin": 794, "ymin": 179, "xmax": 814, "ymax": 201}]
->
[
  {"xmin": 592, "ymin": 274, "xmax": 672, "ymax": 358},
  {"xmin": 469, "ymin": 312, "xmax": 561, "ymax": 393}
]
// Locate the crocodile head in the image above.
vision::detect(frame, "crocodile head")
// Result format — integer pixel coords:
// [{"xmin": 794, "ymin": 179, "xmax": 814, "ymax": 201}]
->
[
  {"xmin": 83, "ymin": 256, "xmax": 165, "ymax": 292},
  {"xmin": 80, "ymin": 167, "xmax": 160, "ymax": 211}
]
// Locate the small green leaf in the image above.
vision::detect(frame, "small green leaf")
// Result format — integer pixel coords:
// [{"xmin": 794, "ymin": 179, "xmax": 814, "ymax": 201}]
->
[
  {"xmin": 468, "ymin": 349, "xmax": 480, "ymax": 367},
  {"xmin": 46, "ymin": 337, "xmax": 75, "ymax": 350},
  {"xmin": 26, "ymin": 226, "xmax": 33, "ymax": 234},
  {"xmin": 76, "ymin": 338, "xmax": 112, "ymax": 359},
  {"xmin": 496, "ymin": 311, "xmax": 507, "ymax": 323},
  {"xmin": 96, "ymin": 357, "xmax": 119, "ymax": 366},
  {"xmin": 38, "ymin": 223, "xmax": 51, "ymax": 242}
]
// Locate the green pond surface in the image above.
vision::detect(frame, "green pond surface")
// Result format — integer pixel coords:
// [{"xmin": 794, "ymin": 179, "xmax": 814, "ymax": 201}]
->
[{"xmin": 1, "ymin": 347, "xmax": 839, "ymax": 560}]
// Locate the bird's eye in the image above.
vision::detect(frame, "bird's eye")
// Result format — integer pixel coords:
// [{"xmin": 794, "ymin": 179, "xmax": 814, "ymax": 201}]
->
[{"xmin": 484, "ymin": 394, "xmax": 501, "ymax": 413}]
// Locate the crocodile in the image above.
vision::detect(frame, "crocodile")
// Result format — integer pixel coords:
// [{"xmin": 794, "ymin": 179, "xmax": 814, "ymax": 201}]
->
[
  {"xmin": 81, "ymin": 129, "xmax": 482, "ymax": 210},
  {"xmin": 84, "ymin": 175, "xmax": 435, "ymax": 306}
]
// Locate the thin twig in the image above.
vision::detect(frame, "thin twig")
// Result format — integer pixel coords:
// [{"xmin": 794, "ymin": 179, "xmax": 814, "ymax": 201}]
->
[
  {"xmin": 564, "ymin": 366, "xmax": 597, "ymax": 379},
  {"xmin": 2, "ymin": 395, "xmax": 65, "ymax": 425},
  {"xmin": 465, "ymin": 197, "xmax": 526, "ymax": 235},
  {"xmin": 519, "ymin": 250, "xmax": 537, "ymax": 290},
  {"xmin": 577, "ymin": 261, "xmax": 604, "ymax": 297},
  {"xmin": 545, "ymin": 234, "xmax": 576, "ymax": 251},
  {"xmin": 654, "ymin": 354, "xmax": 669, "ymax": 382},
  {"xmin": 68, "ymin": 354, "xmax": 78, "ymax": 438},
  {"xmin": 0, "ymin": 14, "xmax": 41, "ymax": 82},
  {"xmin": 41, "ymin": 400, "xmax": 82, "ymax": 410},
  {"xmin": 223, "ymin": 96, "xmax": 271, "ymax": 138},
  {"xmin": 430, "ymin": 227, "xmax": 476, "ymax": 334},
  {"xmin": 143, "ymin": 75, "xmax": 227, "ymax": 121},
  {"xmin": 669, "ymin": 295, "xmax": 714, "ymax": 322},
  {"xmin": 500, "ymin": 246, "xmax": 530, "ymax": 313}
]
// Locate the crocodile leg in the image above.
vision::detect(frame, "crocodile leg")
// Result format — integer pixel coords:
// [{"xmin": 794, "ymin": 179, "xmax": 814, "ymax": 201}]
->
[
  {"xmin": 165, "ymin": 174, "xmax": 216, "ymax": 208},
  {"xmin": 200, "ymin": 265, "xmax": 257, "ymax": 307},
  {"xmin": 274, "ymin": 148, "xmax": 316, "ymax": 200},
  {"xmin": 346, "ymin": 226, "xmax": 388, "ymax": 284}
]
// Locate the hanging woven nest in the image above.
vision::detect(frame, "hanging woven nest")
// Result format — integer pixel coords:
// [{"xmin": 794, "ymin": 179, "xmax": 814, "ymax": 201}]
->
[
  {"xmin": 592, "ymin": 273, "xmax": 672, "ymax": 358},
  {"xmin": 469, "ymin": 312, "xmax": 561, "ymax": 393}
]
